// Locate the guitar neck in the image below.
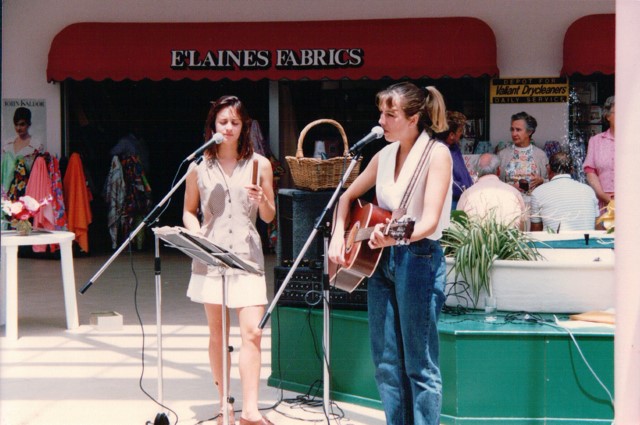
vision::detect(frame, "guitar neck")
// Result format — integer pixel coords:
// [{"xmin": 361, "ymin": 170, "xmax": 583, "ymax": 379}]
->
[
  {"xmin": 347, "ymin": 221, "xmax": 411, "ymax": 244},
  {"xmin": 354, "ymin": 227, "xmax": 375, "ymax": 242},
  {"xmin": 352, "ymin": 224, "xmax": 392, "ymax": 242}
]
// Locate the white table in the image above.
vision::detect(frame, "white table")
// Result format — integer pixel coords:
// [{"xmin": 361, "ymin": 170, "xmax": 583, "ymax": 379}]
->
[{"xmin": 1, "ymin": 230, "xmax": 79, "ymax": 340}]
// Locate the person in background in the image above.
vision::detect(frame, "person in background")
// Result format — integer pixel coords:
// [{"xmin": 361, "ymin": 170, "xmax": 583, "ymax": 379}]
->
[
  {"xmin": 183, "ymin": 95, "xmax": 276, "ymax": 425},
  {"xmin": 498, "ymin": 111, "xmax": 548, "ymax": 194},
  {"xmin": 583, "ymin": 95, "xmax": 615, "ymax": 210},
  {"xmin": 329, "ymin": 82, "xmax": 452, "ymax": 425},
  {"xmin": 457, "ymin": 153, "xmax": 525, "ymax": 229},
  {"xmin": 530, "ymin": 151, "xmax": 599, "ymax": 232},
  {"xmin": 437, "ymin": 111, "xmax": 474, "ymax": 209}
]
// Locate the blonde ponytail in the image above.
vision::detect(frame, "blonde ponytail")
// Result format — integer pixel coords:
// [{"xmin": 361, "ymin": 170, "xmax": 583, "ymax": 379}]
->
[
  {"xmin": 376, "ymin": 82, "xmax": 449, "ymax": 135},
  {"xmin": 424, "ymin": 86, "xmax": 448, "ymax": 133}
]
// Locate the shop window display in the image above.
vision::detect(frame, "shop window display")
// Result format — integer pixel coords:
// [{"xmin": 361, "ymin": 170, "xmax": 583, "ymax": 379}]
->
[{"xmin": 61, "ymin": 77, "xmax": 490, "ymax": 251}]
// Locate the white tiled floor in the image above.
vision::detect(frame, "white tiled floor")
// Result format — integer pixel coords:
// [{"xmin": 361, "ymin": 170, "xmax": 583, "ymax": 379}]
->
[{"xmin": 1, "ymin": 248, "xmax": 386, "ymax": 425}]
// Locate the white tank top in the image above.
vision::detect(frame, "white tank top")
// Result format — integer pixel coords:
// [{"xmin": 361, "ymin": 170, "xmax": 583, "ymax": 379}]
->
[{"xmin": 375, "ymin": 131, "xmax": 452, "ymax": 240}]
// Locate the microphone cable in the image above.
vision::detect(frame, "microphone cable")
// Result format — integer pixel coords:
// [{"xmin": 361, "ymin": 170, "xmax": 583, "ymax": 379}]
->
[{"xmin": 124, "ymin": 244, "xmax": 179, "ymax": 425}]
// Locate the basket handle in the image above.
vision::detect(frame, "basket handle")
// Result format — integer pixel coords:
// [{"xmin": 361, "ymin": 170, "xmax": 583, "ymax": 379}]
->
[{"xmin": 296, "ymin": 119, "xmax": 349, "ymax": 159}]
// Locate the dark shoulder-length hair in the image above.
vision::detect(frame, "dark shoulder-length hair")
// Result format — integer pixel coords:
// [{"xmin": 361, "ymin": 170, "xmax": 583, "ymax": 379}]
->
[{"xmin": 204, "ymin": 95, "xmax": 253, "ymax": 160}]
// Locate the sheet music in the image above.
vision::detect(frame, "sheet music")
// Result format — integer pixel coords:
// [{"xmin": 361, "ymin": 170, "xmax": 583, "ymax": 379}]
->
[{"xmin": 153, "ymin": 226, "xmax": 263, "ymax": 275}]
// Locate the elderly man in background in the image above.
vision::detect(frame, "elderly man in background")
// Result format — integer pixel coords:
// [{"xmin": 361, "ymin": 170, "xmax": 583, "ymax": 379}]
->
[
  {"xmin": 457, "ymin": 153, "xmax": 526, "ymax": 229},
  {"xmin": 437, "ymin": 111, "xmax": 474, "ymax": 209},
  {"xmin": 530, "ymin": 151, "xmax": 599, "ymax": 232}
]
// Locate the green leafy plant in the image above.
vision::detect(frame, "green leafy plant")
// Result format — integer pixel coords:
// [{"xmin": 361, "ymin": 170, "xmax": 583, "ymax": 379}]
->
[{"xmin": 441, "ymin": 210, "xmax": 542, "ymax": 306}]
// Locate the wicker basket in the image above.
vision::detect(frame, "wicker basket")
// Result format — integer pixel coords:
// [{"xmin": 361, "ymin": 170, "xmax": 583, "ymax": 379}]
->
[{"xmin": 285, "ymin": 119, "xmax": 361, "ymax": 191}]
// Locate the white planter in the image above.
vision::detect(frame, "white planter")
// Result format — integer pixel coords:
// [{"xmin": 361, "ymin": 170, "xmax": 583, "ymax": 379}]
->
[{"xmin": 445, "ymin": 231, "xmax": 615, "ymax": 313}]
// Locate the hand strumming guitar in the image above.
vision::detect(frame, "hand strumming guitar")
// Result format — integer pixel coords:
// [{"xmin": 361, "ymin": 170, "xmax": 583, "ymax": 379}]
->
[
  {"xmin": 328, "ymin": 200, "xmax": 415, "ymax": 292},
  {"xmin": 328, "ymin": 225, "xmax": 347, "ymax": 267}
]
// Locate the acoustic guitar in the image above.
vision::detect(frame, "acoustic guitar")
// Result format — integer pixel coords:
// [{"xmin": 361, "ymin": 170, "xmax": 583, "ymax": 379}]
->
[{"xmin": 329, "ymin": 199, "xmax": 414, "ymax": 293}]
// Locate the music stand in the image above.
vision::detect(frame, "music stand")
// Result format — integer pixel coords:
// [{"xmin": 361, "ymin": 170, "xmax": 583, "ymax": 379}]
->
[{"xmin": 154, "ymin": 226, "xmax": 263, "ymax": 425}]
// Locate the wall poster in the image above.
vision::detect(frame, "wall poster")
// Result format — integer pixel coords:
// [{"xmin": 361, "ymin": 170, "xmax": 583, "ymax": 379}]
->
[{"xmin": 2, "ymin": 98, "xmax": 47, "ymax": 153}]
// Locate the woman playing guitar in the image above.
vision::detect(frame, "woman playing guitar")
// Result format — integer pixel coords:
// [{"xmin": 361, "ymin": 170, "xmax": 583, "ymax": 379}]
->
[{"xmin": 328, "ymin": 82, "xmax": 452, "ymax": 425}]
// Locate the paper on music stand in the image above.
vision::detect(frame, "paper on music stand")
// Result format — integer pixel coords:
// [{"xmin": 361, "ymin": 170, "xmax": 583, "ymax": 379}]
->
[{"xmin": 153, "ymin": 226, "xmax": 263, "ymax": 275}]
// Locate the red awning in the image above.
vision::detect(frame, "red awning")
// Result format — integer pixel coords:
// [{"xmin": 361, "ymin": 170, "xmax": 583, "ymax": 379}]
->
[
  {"xmin": 47, "ymin": 18, "xmax": 498, "ymax": 82},
  {"xmin": 562, "ymin": 14, "xmax": 615, "ymax": 76}
]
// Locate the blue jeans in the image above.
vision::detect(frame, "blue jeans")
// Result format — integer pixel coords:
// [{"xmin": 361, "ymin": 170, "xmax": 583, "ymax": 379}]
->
[{"xmin": 367, "ymin": 238, "xmax": 446, "ymax": 425}]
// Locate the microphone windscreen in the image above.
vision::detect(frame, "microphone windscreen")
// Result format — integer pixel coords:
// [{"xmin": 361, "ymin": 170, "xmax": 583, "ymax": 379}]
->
[{"xmin": 212, "ymin": 133, "xmax": 224, "ymax": 144}]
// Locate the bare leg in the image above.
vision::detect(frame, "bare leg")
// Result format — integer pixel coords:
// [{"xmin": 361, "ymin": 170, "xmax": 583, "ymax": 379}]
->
[
  {"xmin": 237, "ymin": 305, "xmax": 265, "ymax": 422},
  {"xmin": 204, "ymin": 304, "xmax": 232, "ymax": 413}
]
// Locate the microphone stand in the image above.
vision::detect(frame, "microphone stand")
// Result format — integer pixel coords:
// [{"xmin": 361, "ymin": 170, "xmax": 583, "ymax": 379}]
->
[
  {"xmin": 80, "ymin": 155, "xmax": 203, "ymax": 425},
  {"xmin": 259, "ymin": 149, "xmax": 364, "ymax": 416},
  {"xmin": 80, "ymin": 156, "xmax": 200, "ymax": 294}
]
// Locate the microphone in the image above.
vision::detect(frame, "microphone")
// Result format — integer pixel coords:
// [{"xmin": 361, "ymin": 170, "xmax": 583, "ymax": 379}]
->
[
  {"xmin": 348, "ymin": 126, "xmax": 384, "ymax": 154},
  {"xmin": 185, "ymin": 133, "xmax": 224, "ymax": 161}
]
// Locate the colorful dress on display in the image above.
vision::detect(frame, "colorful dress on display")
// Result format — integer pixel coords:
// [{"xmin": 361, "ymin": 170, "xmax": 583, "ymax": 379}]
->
[
  {"xmin": 63, "ymin": 153, "xmax": 93, "ymax": 253},
  {"xmin": 1, "ymin": 138, "xmax": 43, "ymax": 198},
  {"xmin": 25, "ymin": 156, "xmax": 56, "ymax": 251},
  {"xmin": 103, "ymin": 156, "xmax": 127, "ymax": 249},
  {"xmin": 45, "ymin": 153, "xmax": 68, "ymax": 230}
]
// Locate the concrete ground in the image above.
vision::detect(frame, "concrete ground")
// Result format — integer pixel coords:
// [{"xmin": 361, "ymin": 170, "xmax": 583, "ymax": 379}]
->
[{"xmin": 1, "ymin": 246, "xmax": 386, "ymax": 425}]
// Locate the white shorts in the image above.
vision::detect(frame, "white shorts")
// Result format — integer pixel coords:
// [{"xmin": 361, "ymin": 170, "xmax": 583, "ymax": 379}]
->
[{"xmin": 186, "ymin": 272, "xmax": 268, "ymax": 308}]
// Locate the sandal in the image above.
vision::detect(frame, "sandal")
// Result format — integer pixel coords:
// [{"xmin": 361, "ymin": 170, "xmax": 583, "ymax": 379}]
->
[
  {"xmin": 239, "ymin": 416, "xmax": 274, "ymax": 425},
  {"xmin": 216, "ymin": 402, "xmax": 236, "ymax": 425}
]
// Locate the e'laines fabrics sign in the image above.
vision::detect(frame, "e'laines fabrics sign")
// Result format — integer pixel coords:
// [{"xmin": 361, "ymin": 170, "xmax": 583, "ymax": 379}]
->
[
  {"xmin": 171, "ymin": 48, "xmax": 364, "ymax": 71},
  {"xmin": 490, "ymin": 77, "xmax": 568, "ymax": 103}
]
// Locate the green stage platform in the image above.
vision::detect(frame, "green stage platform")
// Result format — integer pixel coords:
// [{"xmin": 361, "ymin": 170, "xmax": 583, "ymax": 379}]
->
[{"xmin": 269, "ymin": 307, "xmax": 614, "ymax": 424}]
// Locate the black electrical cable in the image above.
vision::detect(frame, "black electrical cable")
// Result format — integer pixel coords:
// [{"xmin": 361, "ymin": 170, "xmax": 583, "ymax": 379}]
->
[{"xmin": 127, "ymin": 245, "xmax": 179, "ymax": 425}]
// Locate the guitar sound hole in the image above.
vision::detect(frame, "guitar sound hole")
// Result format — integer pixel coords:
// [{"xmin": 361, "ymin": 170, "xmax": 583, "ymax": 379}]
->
[{"xmin": 345, "ymin": 221, "xmax": 360, "ymax": 253}]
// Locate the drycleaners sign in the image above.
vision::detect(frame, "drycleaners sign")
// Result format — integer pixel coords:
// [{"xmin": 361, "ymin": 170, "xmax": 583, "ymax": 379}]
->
[{"xmin": 490, "ymin": 77, "xmax": 568, "ymax": 103}]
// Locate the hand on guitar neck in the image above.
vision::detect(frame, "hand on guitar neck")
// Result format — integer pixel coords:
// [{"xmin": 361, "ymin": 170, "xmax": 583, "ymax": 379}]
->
[
  {"xmin": 370, "ymin": 211, "xmax": 413, "ymax": 249},
  {"xmin": 328, "ymin": 199, "xmax": 415, "ymax": 293}
]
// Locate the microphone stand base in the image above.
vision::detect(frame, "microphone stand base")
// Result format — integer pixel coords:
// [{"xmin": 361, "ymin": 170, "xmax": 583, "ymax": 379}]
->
[{"xmin": 153, "ymin": 412, "xmax": 170, "ymax": 425}]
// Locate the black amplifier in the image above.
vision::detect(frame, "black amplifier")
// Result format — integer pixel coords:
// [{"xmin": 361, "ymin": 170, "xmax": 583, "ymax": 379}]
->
[{"xmin": 273, "ymin": 265, "xmax": 368, "ymax": 311}]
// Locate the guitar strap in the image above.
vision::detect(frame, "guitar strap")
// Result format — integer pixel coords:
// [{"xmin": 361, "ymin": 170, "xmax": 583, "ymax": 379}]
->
[{"xmin": 393, "ymin": 137, "xmax": 438, "ymax": 220}]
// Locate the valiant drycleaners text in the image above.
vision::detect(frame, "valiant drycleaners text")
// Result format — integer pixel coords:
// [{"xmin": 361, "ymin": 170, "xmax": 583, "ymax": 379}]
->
[{"xmin": 490, "ymin": 77, "xmax": 569, "ymax": 104}]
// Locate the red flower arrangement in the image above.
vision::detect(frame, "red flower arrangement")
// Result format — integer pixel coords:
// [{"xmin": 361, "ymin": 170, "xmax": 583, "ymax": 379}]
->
[{"xmin": 2, "ymin": 195, "xmax": 51, "ymax": 235}]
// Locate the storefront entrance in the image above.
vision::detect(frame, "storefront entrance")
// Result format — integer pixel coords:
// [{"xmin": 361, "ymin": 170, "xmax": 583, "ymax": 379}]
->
[{"xmin": 48, "ymin": 18, "xmax": 500, "ymax": 253}]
